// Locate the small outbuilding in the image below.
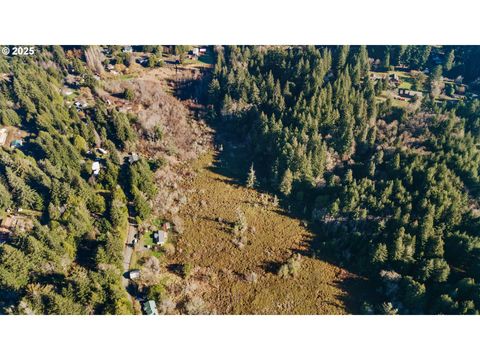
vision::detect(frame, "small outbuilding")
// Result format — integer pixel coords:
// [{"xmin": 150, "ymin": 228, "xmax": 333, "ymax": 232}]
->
[
  {"xmin": 143, "ymin": 300, "xmax": 158, "ymax": 315},
  {"xmin": 128, "ymin": 152, "xmax": 140, "ymax": 164},
  {"xmin": 92, "ymin": 161, "xmax": 101, "ymax": 176},
  {"xmin": 129, "ymin": 269, "xmax": 140, "ymax": 280}
]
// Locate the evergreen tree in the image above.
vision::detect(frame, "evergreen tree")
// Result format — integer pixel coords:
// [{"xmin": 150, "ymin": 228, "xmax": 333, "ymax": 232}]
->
[
  {"xmin": 444, "ymin": 49, "xmax": 455, "ymax": 72},
  {"xmin": 279, "ymin": 169, "xmax": 293, "ymax": 196},
  {"xmin": 246, "ymin": 163, "xmax": 257, "ymax": 189}
]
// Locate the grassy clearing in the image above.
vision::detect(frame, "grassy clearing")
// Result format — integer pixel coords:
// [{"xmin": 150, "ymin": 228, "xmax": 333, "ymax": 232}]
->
[{"xmin": 167, "ymin": 151, "xmax": 361, "ymax": 314}]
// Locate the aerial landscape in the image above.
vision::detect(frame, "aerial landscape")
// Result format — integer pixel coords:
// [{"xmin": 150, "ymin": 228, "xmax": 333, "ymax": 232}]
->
[{"xmin": 1, "ymin": 45, "xmax": 480, "ymax": 315}]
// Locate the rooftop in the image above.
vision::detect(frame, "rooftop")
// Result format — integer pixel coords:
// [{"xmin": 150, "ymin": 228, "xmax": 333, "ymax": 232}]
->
[
  {"xmin": 143, "ymin": 300, "xmax": 158, "ymax": 315},
  {"xmin": 153, "ymin": 230, "xmax": 168, "ymax": 245}
]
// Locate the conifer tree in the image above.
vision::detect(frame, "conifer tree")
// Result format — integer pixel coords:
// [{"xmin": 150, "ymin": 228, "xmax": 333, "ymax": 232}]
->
[
  {"xmin": 246, "ymin": 163, "xmax": 257, "ymax": 189},
  {"xmin": 279, "ymin": 168, "xmax": 293, "ymax": 196}
]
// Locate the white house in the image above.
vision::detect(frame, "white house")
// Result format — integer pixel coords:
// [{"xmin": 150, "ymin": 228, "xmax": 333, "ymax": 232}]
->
[{"xmin": 92, "ymin": 161, "xmax": 101, "ymax": 176}]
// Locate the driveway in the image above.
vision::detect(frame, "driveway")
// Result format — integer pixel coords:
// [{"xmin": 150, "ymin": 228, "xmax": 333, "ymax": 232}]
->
[{"xmin": 122, "ymin": 222, "xmax": 138, "ymax": 305}]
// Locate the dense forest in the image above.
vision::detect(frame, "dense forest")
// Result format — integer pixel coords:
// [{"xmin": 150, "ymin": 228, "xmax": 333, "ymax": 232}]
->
[
  {"xmin": 208, "ymin": 45, "xmax": 480, "ymax": 314},
  {"xmin": 0, "ymin": 47, "xmax": 157, "ymax": 314},
  {"xmin": 1, "ymin": 45, "xmax": 480, "ymax": 314}
]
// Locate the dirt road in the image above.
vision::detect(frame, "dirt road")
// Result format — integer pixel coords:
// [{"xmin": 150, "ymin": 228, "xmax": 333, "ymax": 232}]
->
[{"xmin": 122, "ymin": 222, "xmax": 138, "ymax": 304}]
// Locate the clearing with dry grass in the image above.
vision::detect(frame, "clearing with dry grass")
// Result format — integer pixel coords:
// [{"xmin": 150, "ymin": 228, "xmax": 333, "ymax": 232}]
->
[
  {"xmin": 165, "ymin": 151, "xmax": 363, "ymax": 314},
  {"xmin": 105, "ymin": 60, "xmax": 365, "ymax": 314}
]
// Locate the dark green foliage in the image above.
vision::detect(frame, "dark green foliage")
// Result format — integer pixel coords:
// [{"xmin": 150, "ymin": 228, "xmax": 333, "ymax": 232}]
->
[
  {"xmin": 209, "ymin": 45, "xmax": 480, "ymax": 314},
  {"xmin": 0, "ymin": 50, "xmax": 136, "ymax": 314},
  {"xmin": 123, "ymin": 88, "xmax": 135, "ymax": 101}
]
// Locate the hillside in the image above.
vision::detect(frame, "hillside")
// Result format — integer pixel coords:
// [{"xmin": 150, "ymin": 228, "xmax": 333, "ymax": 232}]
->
[
  {"xmin": 1, "ymin": 45, "xmax": 480, "ymax": 315},
  {"xmin": 162, "ymin": 151, "xmax": 364, "ymax": 314}
]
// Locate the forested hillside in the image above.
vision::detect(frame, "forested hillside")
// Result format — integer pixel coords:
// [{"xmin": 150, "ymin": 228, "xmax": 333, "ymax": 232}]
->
[
  {"xmin": 208, "ymin": 45, "xmax": 480, "ymax": 314},
  {"xmin": 1, "ymin": 45, "xmax": 480, "ymax": 315},
  {"xmin": 0, "ymin": 47, "xmax": 159, "ymax": 314}
]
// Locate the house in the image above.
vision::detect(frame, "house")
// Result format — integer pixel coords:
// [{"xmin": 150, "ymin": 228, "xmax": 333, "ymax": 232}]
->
[
  {"xmin": 10, "ymin": 139, "xmax": 23, "ymax": 149},
  {"xmin": 0, "ymin": 214, "xmax": 33, "ymax": 241},
  {"xmin": 129, "ymin": 269, "xmax": 140, "ymax": 280},
  {"xmin": 106, "ymin": 64, "xmax": 115, "ymax": 71},
  {"xmin": 128, "ymin": 152, "xmax": 140, "ymax": 164},
  {"xmin": 143, "ymin": 300, "xmax": 158, "ymax": 315},
  {"xmin": 0, "ymin": 216, "xmax": 12, "ymax": 243},
  {"xmin": 122, "ymin": 46, "xmax": 133, "ymax": 53},
  {"xmin": 398, "ymin": 88, "xmax": 423, "ymax": 99},
  {"xmin": 92, "ymin": 161, "xmax": 101, "ymax": 176},
  {"xmin": 192, "ymin": 47, "xmax": 200, "ymax": 56},
  {"xmin": 153, "ymin": 230, "xmax": 167, "ymax": 245},
  {"xmin": 389, "ymin": 73, "xmax": 400, "ymax": 83},
  {"xmin": 199, "ymin": 48, "xmax": 207, "ymax": 54},
  {"xmin": 74, "ymin": 101, "xmax": 88, "ymax": 110},
  {"xmin": 0, "ymin": 128, "xmax": 8, "ymax": 146}
]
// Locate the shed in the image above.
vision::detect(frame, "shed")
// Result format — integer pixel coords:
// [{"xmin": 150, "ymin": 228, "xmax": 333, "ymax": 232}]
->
[
  {"xmin": 153, "ymin": 230, "xmax": 168, "ymax": 245},
  {"xmin": 143, "ymin": 300, "xmax": 158, "ymax": 315},
  {"xmin": 92, "ymin": 161, "xmax": 101, "ymax": 176},
  {"xmin": 128, "ymin": 152, "xmax": 140, "ymax": 164},
  {"xmin": 129, "ymin": 269, "xmax": 140, "ymax": 280},
  {"xmin": 199, "ymin": 48, "xmax": 207, "ymax": 54},
  {"xmin": 123, "ymin": 46, "xmax": 133, "ymax": 53},
  {"xmin": 192, "ymin": 48, "xmax": 199, "ymax": 56}
]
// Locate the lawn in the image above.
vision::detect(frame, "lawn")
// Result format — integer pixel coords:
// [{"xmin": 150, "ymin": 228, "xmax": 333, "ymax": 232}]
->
[
  {"xmin": 181, "ymin": 51, "xmax": 215, "ymax": 69},
  {"xmin": 143, "ymin": 230, "xmax": 154, "ymax": 247}
]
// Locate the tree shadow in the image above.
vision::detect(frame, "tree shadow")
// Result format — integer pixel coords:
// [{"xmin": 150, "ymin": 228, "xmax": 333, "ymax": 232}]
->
[
  {"xmin": 177, "ymin": 69, "xmax": 377, "ymax": 314},
  {"xmin": 202, "ymin": 127, "xmax": 376, "ymax": 314},
  {"xmin": 166, "ymin": 263, "xmax": 184, "ymax": 277},
  {"xmin": 261, "ymin": 260, "xmax": 282, "ymax": 275}
]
